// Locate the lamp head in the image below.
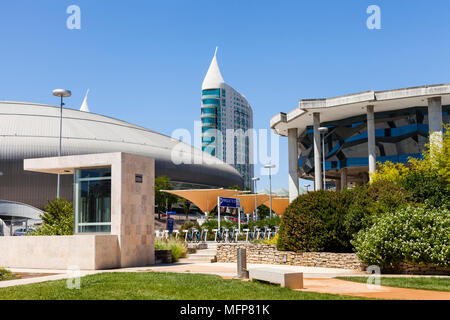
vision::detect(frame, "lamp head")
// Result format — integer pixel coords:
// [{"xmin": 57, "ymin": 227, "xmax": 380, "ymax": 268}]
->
[
  {"xmin": 252, "ymin": 177, "xmax": 260, "ymax": 181},
  {"xmin": 52, "ymin": 89, "xmax": 72, "ymax": 98},
  {"xmin": 264, "ymin": 164, "xmax": 276, "ymax": 169},
  {"xmin": 319, "ymin": 127, "xmax": 329, "ymax": 134}
]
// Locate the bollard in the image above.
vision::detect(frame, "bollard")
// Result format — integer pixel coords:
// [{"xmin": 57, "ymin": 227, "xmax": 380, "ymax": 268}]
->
[{"xmin": 235, "ymin": 248, "xmax": 249, "ymax": 279}]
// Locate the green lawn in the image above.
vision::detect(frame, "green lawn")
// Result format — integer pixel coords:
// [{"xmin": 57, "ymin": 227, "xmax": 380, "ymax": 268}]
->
[
  {"xmin": 0, "ymin": 272, "xmax": 366, "ymax": 300},
  {"xmin": 337, "ymin": 276, "xmax": 450, "ymax": 292}
]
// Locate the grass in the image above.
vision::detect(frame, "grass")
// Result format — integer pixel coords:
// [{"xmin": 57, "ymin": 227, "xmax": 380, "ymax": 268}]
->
[
  {"xmin": 155, "ymin": 239, "xmax": 188, "ymax": 262},
  {"xmin": 337, "ymin": 276, "xmax": 450, "ymax": 292},
  {"xmin": 0, "ymin": 272, "xmax": 366, "ymax": 300}
]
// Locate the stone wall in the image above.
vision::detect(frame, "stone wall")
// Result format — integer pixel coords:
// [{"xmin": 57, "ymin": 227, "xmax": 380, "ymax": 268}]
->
[
  {"xmin": 217, "ymin": 244, "xmax": 364, "ymax": 271},
  {"xmin": 382, "ymin": 262, "xmax": 450, "ymax": 276},
  {"xmin": 217, "ymin": 244, "xmax": 450, "ymax": 275}
]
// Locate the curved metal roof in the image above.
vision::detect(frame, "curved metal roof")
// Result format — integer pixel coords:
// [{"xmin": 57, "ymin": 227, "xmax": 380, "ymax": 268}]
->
[
  {"xmin": 0, "ymin": 101, "xmax": 243, "ymax": 188},
  {"xmin": 0, "ymin": 200, "xmax": 43, "ymax": 220}
]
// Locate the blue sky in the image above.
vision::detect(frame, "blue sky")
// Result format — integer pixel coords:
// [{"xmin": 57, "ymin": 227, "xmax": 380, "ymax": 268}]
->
[{"xmin": 1, "ymin": 0, "xmax": 450, "ymax": 191}]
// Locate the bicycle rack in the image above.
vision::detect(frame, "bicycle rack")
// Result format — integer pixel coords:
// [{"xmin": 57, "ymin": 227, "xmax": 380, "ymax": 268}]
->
[
  {"xmin": 201, "ymin": 228, "xmax": 208, "ymax": 242},
  {"xmin": 243, "ymin": 229, "xmax": 250, "ymax": 242},
  {"xmin": 183, "ymin": 229, "xmax": 189, "ymax": 242},
  {"xmin": 174, "ymin": 230, "xmax": 179, "ymax": 240},
  {"xmin": 233, "ymin": 227, "xmax": 239, "ymax": 242},
  {"xmin": 192, "ymin": 228, "xmax": 199, "ymax": 243},
  {"xmin": 265, "ymin": 227, "xmax": 271, "ymax": 240},
  {"xmin": 223, "ymin": 228, "xmax": 229, "ymax": 242},
  {"xmin": 213, "ymin": 229, "xmax": 219, "ymax": 242}
]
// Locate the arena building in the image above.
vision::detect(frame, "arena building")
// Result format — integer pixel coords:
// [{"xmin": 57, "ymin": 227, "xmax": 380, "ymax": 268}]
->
[{"xmin": 0, "ymin": 101, "xmax": 243, "ymax": 223}]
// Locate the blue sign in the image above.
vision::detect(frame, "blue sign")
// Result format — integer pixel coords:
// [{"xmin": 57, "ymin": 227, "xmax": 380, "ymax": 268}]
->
[
  {"xmin": 219, "ymin": 197, "xmax": 240, "ymax": 208},
  {"xmin": 167, "ymin": 217, "xmax": 174, "ymax": 234},
  {"xmin": 167, "ymin": 211, "xmax": 177, "ymax": 216}
]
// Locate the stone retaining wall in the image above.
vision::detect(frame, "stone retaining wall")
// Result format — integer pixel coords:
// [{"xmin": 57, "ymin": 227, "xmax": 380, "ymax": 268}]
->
[
  {"xmin": 217, "ymin": 244, "xmax": 364, "ymax": 270},
  {"xmin": 217, "ymin": 244, "xmax": 450, "ymax": 275},
  {"xmin": 382, "ymin": 262, "xmax": 450, "ymax": 276}
]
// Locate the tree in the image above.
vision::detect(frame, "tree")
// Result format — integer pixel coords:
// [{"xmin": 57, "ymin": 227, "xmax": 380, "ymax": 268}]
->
[
  {"xmin": 181, "ymin": 198, "xmax": 192, "ymax": 220},
  {"xmin": 256, "ymin": 204, "xmax": 270, "ymax": 220},
  {"xmin": 33, "ymin": 198, "xmax": 74, "ymax": 236},
  {"xmin": 155, "ymin": 176, "xmax": 178, "ymax": 219}
]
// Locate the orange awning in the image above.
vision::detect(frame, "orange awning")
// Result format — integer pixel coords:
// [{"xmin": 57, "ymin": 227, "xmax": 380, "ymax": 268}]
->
[
  {"xmin": 263, "ymin": 197, "xmax": 290, "ymax": 215},
  {"xmin": 162, "ymin": 189, "xmax": 242, "ymax": 213},
  {"xmin": 236, "ymin": 194, "xmax": 270, "ymax": 214}
]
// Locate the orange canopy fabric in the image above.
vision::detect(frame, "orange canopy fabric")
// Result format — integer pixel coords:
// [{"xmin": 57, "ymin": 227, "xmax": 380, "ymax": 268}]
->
[
  {"xmin": 236, "ymin": 194, "xmax": 270, "ymax": 214},
  {"xmin": 162, "ymin": 189, "xmax": 242, "ymax": 213},
  {"xmin": 263, "ymin": 197, "xmax": 290, "ymax": 215}
]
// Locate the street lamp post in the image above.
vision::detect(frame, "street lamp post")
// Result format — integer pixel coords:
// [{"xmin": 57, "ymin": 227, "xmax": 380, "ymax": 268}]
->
[
  {"xmin": 52, "ymin": 89, "xmax": 72, "ymax": 199},
  {"xmin": 252, "ymin": 177, "xmax": 260, "ymax": 221},
  {"xmin": 264, "ymin": 164, "xmax": 276, "ymax": 218},
  {"xmin": 319, "ymin": 127, "xmax": 329, "ymax": 190}
]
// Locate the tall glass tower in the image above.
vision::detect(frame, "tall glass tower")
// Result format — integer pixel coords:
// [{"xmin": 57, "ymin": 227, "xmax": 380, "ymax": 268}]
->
[{"xmin": 201, "ymin": 48, "xmax": 254, "ymax": 190}]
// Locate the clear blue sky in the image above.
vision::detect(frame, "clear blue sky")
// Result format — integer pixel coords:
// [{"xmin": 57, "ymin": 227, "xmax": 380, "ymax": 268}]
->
[{"xmin": 1, "ymin": 0, "xmax": 450, "ymax": 191}]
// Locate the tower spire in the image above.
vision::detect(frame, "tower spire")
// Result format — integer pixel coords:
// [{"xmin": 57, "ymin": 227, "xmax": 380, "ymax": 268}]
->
[
  {"xmin": 80, "ymin": 89, "xmax": 90, "ymax": 112},
  {"xmin": 202, "ymin": 47, "xmax": 225, "ymax": 90}
]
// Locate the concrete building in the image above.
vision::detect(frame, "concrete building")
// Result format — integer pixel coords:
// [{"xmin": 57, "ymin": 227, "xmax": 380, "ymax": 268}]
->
[
  {"xmin": 0, "ymin": 153, "xmax": 155, "ymax": 270},
  {"xmin": 201, "ymin": 48, "xmax": 254, "ymax": 189},
  {"xmin": 0, "ymin": 101, "xmax": 243, "ymax": 223},
  {"xmin": 270, "ymin": 84, "xmax": 450, "ymax": 202}
]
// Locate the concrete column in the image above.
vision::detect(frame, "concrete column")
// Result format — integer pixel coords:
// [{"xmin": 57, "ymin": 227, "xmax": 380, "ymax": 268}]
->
[
  {"xmin": 335, "ymin": 179, "xmax": 341, "ymax": 191},
  {"xmin": 313, "ymin": 113, "xmax": 322, "ymax": 191},
  {"xmin": 288, "ymin": 128, "xmax": 299, "ymax": 203},
  {"xmin": 340, "ymin": 168, "xmax": 347, "ymax": 190},
  {"xmin": 428, "ymin": 97, "xmax": 443, "ymax": 146},
  {"xmin": 367, "ymin": 105, "xmax": 376, "ymax": 177}
]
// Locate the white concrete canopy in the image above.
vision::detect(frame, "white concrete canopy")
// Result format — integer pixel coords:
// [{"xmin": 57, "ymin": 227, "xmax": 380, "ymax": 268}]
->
[{"xmin": 271, "ymin": 84, "xmax": 450, "ymax": 136}]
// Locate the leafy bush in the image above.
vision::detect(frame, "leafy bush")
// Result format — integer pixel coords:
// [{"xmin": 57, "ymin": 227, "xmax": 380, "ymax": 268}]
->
[
  {"xmin": 371, "ymin": 125, "xmax": 450, "ymax": 209},
  {"xmin": 352, "ymin": 205, "xmax": 450, "ymax": 267},
  {"xmin": 32, "ymin": 198, "xmax": 74, "ymax": 236},
  {"xmin": 155, "ymin": 239, "xmax": 187, "ymax": 262},
  {"xmin": 277, "ymin": 190, "xmax": 352, "ymax": 253},
  {"xmin": 253, "ymin": 234, "xmax": 279, "ymax": 245},
  {"xmin": 0, "ymin": 268, "xmax": 17, "ymax": 281},
  {"xmin": 342, "ymin": 180, "xmax": 412, "ymax": 236},
  {"xmin": 179, "ymin": 221, "xmax": 201, "ymax": 233},
  {"xmin": 244, "ymin": 216, "xmax": 281, "ymax": 230}
]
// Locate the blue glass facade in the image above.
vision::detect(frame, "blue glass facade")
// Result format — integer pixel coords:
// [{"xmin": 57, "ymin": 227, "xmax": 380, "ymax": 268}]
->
[
  {"xmin": 298, "ymin": 106, "xmax": 449, "ymax": 179},
  {"xmin": 201, "ymin": 89, "xmax": 221, "ymax": 157}
]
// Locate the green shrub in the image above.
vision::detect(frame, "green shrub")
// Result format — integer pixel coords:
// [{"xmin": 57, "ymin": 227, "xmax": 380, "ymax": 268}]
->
[
  {"xmin": 253, "ymin": 233, "xmax": 279, "ymax": 245},
  {"xmin": 32, "ymin": 198, "xmax": 74, "ymax": 236},
  {"xmin": 155, "ymin": 239, "xmax": 188, "ymax": 262},
  {"xmin": 0, "ymin": 268, "xmax": 17, "ymax": 281},
  {"xmin": 179, "ymin": 221, "xmax": 201, "ymax": 233},
  {"xmin": 244, "ymin": 216, "xmax": 281, "ymax": 230},
  {"xmin": 277, "ymin": 190, "xmax": 352, "ymax": 253},
  {"xmin": 371, "ymin": 124, "xmax": 450, "ymax": 209},
  {"xmin": 343, "ymin": 180, "xmax": 412, "ymax": 236},
  {"xmin": 352, "ymin": 205, "xmax": 450, "ymax": 267}
]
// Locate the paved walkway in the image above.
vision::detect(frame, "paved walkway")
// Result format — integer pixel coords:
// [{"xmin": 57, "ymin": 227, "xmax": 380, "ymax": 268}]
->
[
  {"xmin": 2, "ymin": 262, "xmax": 449, "ymax": 300},
  {"xmin": 298, "ymin": 278, "xmax": 450, "ymax": 300}
]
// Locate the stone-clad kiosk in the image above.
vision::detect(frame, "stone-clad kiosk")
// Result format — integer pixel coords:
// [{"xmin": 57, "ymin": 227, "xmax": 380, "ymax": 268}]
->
[{"xmin": 0, "ymin": 152, "xmax": 155, "ymax": 270}]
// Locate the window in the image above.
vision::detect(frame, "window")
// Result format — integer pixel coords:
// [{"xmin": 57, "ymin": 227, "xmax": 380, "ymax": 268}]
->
[
  {"xmin": 202, "ymin": 98, "xmax": 220, "ymax": 106},
  {"xmin": 202, "ymin": 89, "xmax": 220, "ymax": 97},
  {"xmin": 74, "ymin": 167, "xmax": 112, "ymax": 234}
]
